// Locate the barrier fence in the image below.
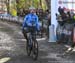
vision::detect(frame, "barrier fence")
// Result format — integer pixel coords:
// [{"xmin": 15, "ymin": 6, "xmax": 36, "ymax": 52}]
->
[{"xmin": 0, "ymin": 15, "xmax": 24, "ymax": 24}]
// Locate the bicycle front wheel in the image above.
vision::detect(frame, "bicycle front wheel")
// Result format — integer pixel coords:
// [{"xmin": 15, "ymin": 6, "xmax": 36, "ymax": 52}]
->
[
  {"xmin": 32, "ymin": 40, "xmax": 38, "ymax": 60},
  {"xmin": 26, "ymin": 41, "xmax": 32, "ymax": 56}
]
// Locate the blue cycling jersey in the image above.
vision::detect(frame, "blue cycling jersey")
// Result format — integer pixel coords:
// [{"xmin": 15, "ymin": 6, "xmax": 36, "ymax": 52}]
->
[{"xmin": 22, "ymin": 13, "xmax": 40, "ymax": 31}]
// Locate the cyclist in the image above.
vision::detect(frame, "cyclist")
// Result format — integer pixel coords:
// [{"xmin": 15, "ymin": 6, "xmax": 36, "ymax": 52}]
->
[{"xmin": 22, "ymin": 6, "xmax": 40, "ymax": 42}]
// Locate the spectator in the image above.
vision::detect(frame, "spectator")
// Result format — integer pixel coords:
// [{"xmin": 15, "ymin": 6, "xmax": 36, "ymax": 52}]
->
[
  {"xmin": 45, "ymin": 9, "xmax": 51, "ymax": 39},
  {"xmin": 58, "ymin": 6, "xmax": 64, "ymax": 15},
  {"xmin": 56, "ymin": 13, "xmax": 63, "ymax": 26}
]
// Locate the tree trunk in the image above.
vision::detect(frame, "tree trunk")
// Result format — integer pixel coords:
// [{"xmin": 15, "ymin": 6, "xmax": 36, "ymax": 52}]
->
[
  {"xmin": 6, "ymin": 0, "xmax": 10, "ymax": 14},
  {"xmin": 39, "ymin": 0, "xmax": 42, "ymax": 8},
  {"xmin": 45, "ymin": 0, "xmax": 51, "ymax": 9}
]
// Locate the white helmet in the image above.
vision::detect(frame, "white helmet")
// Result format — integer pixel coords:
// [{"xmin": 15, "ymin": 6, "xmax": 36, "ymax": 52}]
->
[{"xmin": 29, "ymin": 6, "xmax": 35, "ymax": 10}]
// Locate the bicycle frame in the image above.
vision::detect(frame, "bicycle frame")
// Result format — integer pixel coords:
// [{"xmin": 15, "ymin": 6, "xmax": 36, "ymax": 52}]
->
[{"xmin": 27, "ymin": 27, "xmax": 37, "ymax": 44}]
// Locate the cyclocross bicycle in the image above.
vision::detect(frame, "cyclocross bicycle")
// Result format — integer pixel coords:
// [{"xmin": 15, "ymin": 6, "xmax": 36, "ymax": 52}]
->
[{"xmin": 26, "ymin": 21, "xmax": 38, "ymax": 60}]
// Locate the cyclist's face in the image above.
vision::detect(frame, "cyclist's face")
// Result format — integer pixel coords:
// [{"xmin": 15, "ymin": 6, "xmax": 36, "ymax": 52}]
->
[{"xmin": 30, "ymin": 9, "xmax": 36, "ymax": 13}]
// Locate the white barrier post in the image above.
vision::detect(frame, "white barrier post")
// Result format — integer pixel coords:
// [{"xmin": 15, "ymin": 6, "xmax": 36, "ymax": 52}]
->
[
  {"xmin": 48, "ymin": 24, "xmax": 56, "ymax": 42},
  {"xmin": 48, "ymin": 0, "xmax": 58, "ymax": 42}
]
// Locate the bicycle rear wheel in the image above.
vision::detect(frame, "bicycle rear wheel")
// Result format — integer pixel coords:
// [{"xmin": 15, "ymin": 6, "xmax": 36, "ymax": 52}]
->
[{"xmin": 32, "ymin": 40, "xmax": 38, "ymax": 60}]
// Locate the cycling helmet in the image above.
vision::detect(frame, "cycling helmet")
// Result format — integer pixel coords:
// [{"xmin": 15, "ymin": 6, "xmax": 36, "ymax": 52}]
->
[{"xmin": 29, "ymin": 6, "xmax": 35, "ymax": 10}]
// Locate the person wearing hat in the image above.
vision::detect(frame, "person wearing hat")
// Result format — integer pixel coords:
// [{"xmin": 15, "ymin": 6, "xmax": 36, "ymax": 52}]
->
[{"xmin": 22, "ymin": 6, "xmax": 40, "ymax": 42}]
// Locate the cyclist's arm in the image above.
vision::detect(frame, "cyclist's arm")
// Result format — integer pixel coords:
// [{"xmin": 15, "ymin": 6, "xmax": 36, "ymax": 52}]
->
[
  {"xmin": 22, "ymin": 16, "xmax": 28, "ymax": 30},
  {"xmin": 22, "ymin": 16, "xmax": 27, "ymax": 29}
]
